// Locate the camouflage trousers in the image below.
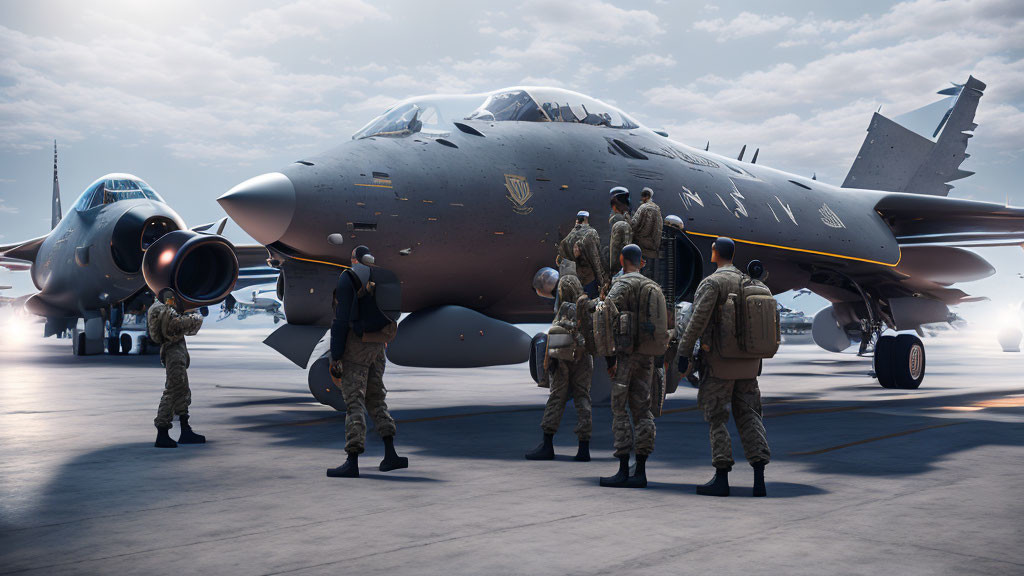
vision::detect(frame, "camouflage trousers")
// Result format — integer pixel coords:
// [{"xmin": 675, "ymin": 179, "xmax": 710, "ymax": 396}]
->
[
  {"xmin": 154, "ymin": 341, "xmax": 191, "ymax": 428},
  {"xmin": 698, "ymin": 375, "xmax": 771, "ymax": 469},
  {"xmin": 611, "ymin": 353, "xmax": 656, "ymax": 457},
  {"xmin": 339, "ymin": 332, "xmax": 397, "ymax": 454},
  {"xmin": 540, "ymin": 354, "xmax": 593, "ymax": 440}
]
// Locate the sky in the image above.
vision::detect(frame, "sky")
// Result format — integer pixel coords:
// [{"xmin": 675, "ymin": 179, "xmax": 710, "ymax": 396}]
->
[{"xmin": 0, "ymin": 0, "xmax": 1022, "ymax": 321}]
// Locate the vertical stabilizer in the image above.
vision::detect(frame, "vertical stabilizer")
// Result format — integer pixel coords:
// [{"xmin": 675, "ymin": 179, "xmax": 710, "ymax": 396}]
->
[{"xmin": 51, "ymin": 140, "xmax": 62, "ymax": 229}]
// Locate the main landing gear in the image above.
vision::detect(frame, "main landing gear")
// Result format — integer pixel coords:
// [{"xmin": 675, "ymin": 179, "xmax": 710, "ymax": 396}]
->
[{"xmin": 873, "ymin": 333, "xmax": 926, "ymax": 389}]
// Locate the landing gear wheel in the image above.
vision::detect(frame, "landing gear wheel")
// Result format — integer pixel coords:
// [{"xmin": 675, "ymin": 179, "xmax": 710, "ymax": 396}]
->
[
  {"xmin": 106, "ymin": 335, "xmax": 122, "ymax": 355},
  {"xmin": 874, "ymin": 334, "xmax": 925, "ymax": 389},
  {"xmin": 120, "ymin": 333, "xmax": 133, "ymax": 354},
  {"xmin": 893, "ymin": 334, "xmax": 926, "ymax": 389},
  {"xmin": 874, "ymin": 335, "xmax": 896, "ymax": 388},
  {"xmin": 528, "ymin": 332, "xmax": 548, "ymax": 386}
]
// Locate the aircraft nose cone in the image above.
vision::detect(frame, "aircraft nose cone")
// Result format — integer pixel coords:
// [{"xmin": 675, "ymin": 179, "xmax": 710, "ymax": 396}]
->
[{"xmin": 218, "ymin": 172, "xmax": 295, "ymax": 245}]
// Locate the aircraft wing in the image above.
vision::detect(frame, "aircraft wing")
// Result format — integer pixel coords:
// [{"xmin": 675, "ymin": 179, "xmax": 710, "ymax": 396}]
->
[
  {"xmin": 875, "ymin": 193, "xmax": 1024, "ymax": 247},
  {"xmin": 0, "ymin": 234, "xmax": 47, "ymax": 263}
]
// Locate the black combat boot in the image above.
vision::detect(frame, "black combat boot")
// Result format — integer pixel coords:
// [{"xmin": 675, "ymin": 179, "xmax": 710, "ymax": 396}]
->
[
  {"xmin": 177, "ymin": 415, "xmax": 206, "ymax": 444},
  {"xmin": 626, "ymin": 454, "xmax": 648, "ymax": 488},
  {"xmin": 696, "ymin": 466, "xmax": 731, "ymax": 497},
  {"xmin": 525, "ymin": 433, "xmax": 555, "ymax": 460},
  {"xmin": 379, "ymin": 436, "xmax": 409, "ymax": 472},
  {"xmin": 599, "ymin": 455, "xmax": 631, "ymax": 487},
  {"xmin": 327, "ymin": 452, "xmax": 359, "ymax": 478},
  {"xmin": 574, "ymin": 440, "xmax": 591, "ymax": 462},
  {"xmin": 753, "ymin": 462, "xmax": 767, "ymax": 497},
  {"xmin": 155, "ymin": 425, "xmax": 177, "ymax": 448}
]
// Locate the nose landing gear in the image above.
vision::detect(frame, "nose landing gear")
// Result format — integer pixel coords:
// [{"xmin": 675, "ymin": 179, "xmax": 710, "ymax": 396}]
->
[{"xmin": 874, "ymin": 333, "xmax": 926, "ymax": 389}]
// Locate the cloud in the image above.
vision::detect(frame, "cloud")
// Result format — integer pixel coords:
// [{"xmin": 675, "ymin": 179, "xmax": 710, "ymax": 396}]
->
[
  {"xmin": 647, "ymin": 0, "xmax": 1024, "ymax": 181},
  {"xmin": 223, "ymin": 0, "xmax": 388, "ymax": 47},
  {"xmin": 606, "ymin": 53, "xmax": 676, "ymax": 81},
  {"xmin": 693, "ymin": 12, "xmax": 796, "ymax": 42},
  {"xmin": 0, "ymin": 198, "xmax": 18, "ymax": 213}
]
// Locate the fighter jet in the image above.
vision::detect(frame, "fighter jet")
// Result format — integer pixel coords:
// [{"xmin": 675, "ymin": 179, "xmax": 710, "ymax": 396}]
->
[
  {"xmin": 0, "ymin": 143, "xmax": 275, "ymax": 355},
  {"xmin": 219, "ymin": 77, "xmax": 1024, "ymax": 393},
  {"xmin": 220, "ymin": 289, "xmax": 285, "ymax": 323}
]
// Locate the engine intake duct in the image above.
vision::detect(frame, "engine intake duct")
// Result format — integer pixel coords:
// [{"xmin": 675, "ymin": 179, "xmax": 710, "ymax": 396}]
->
[{"xmin": 142, "ymin": 230, "xmax": 239, "ymax": 309}]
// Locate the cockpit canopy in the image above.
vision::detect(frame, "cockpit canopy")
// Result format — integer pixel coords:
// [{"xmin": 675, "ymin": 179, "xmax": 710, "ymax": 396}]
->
[
  {"xmin": 72, "ymin": 174, "xmax": 164, "ymax": 211},
  {"xmin": 352, "ymin": 87, "xmax": 639, "ymax": 139}
]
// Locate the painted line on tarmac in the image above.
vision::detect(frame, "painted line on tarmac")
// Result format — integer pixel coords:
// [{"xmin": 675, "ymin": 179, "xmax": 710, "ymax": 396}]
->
[
  {"xmin": 788, "ymin": 421, "xmax": 965, "ymax": 456},
  {"xmin": 397, "ymin": 407, "xmax": 544, "ymax": 424}
]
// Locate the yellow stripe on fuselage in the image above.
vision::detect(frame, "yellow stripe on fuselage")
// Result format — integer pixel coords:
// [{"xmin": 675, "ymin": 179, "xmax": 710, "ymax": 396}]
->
[{"xmin": 684, "ymin": 230, "xmax": 901, "ymax": 267}]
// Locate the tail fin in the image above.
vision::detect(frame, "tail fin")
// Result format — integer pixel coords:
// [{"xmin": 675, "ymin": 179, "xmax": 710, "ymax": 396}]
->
[
  {"xmin": 842, "ymin": 76, "xmax": 985, "ymax": 196},
  {"xmin": 51, "ymin": 140, "xmax": 62, "ymax": 229}
]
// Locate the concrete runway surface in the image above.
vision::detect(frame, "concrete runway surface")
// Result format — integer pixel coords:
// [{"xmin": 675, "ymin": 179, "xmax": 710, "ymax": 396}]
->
[{"xmin": 1, "ymin": 319, "xmax": 1023, "ymax": 575}]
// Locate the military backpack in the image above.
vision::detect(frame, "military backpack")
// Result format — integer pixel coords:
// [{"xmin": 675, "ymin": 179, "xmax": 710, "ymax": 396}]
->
[
  {"xmin": 349, "ymin": 264, "xmax": 402, "ymax": 344},
  {"xmin": 592, "ymin": 297, "xmax": 620, "ymax": 357},
  {"xmin": 715, "ymin": 273, "xmax": 780, "ymax": 359},
  {"xmin": 546, "ymin": 302, "xmax": 582, "ymax": 362},
  {"xmin": 635, "ymin": 277, "xmax": 671, "ymax": 356}
]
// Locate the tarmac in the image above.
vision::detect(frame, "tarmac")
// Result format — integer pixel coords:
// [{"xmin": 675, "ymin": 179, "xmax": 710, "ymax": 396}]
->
[{"xmin": 1, "ymin": 317, "xmax": 1023, "ymax": 575}]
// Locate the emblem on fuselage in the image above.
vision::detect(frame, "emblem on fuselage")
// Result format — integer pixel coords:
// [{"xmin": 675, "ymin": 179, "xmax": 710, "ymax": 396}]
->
[
  {"xmin": 504, "ymin": 174, "xmax": 533, "ymax": 215},
  {"xmin": 819, "ymin": 203, "xmax": 846, "ymax": 229}
]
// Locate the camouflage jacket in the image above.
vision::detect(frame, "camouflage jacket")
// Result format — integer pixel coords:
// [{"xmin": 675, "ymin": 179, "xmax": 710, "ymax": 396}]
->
[
  {"xmin": 678, "ymin": 265, "xmax": 760, "ymax": 379},
  {"xmin": 608, "ymin": 212, "xmax": 633, "ymax": 276},
  {"xmin": 558, "ymin": 224, "xmax": 608, "ymax": 289},
  {"xmin": 630, "ymin": 201, "xmax": 663, "ymax": 258},
  {"xmin": 147, "ymin": 302, "xmax": 203, "ymax": 348}
]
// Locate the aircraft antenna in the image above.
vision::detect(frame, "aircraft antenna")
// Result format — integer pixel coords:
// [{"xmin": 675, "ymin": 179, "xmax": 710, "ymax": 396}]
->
[
  {"xmin": 51, "ymin": 140, "xmax": 62, "ymax": 230},
  {"xmin": 737, "ymin": 144, "xmax": 746, "ymax": 161},
  {"xmin": 751, "ymin": 148, "xmax": 759, "ymax": 164}
]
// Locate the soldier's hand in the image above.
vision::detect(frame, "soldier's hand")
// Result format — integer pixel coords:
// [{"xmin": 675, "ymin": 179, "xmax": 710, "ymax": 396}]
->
[{"xmin": 329, "ymin": 359, "xmax": 343, "ymax": 379}]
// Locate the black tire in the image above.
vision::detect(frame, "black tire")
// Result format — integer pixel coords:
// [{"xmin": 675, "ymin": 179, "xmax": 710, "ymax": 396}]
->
[
  {"xmin": 893, "ymin": 334, "xmax": 926, "ymax": 389},
  {"xmin": 528, "ymin": 333, "xmax": 547, "ymax": 385},
  {"xmin": 106, "ymin": 336, "xmax": 121, "ymax": 355},
  {"xmin": 874, "ymin": 335, "xmax": 896, "ymax": 389},
  {"xmin": 120, "ymin": 333, "xmax": 133, "ymax": 354}
]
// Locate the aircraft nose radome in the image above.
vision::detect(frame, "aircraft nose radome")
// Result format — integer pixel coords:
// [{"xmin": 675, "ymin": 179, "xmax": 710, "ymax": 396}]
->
[{"xmin": 217, "ymin": 172, "xmax": 295, "ymax": 246}]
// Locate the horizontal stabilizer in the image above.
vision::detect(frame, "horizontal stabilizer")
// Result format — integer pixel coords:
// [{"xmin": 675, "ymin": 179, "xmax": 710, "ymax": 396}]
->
[{"xmin": 876, "ymin": 193, "xmax": 1024, "ymax": 246}]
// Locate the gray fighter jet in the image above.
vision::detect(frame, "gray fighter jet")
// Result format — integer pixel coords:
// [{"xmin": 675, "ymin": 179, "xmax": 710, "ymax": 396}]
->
[
  {"xmin": 220, "ymin": 77, "xmax": 1023, "ymax": 391},
  {"xmin": 0, "ymin": 143, "xmax": 274, "ymax": 355}
]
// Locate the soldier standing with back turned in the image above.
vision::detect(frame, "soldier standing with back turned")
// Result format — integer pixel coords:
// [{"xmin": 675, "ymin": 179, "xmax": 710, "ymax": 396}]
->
[
  {"xmin": 558, "ymin": 210, "xmax": 609, "ymax": 297},
  {"xmin": 678, "ymin": 237, "xmax": 772, "ymax": 497},
  {"xmin": 525, "ymin": 274, "xmax": 593, "ymax": 462},
  {"xmin": 599, "ymin": 244, "xmax": 666, "ymax": 489},
  {"xmin": 607, "ymin": 187, "xmax": 633, "ymax": 277},
  {"xmin": 327, "ymin": 245, "xmax": 408, "ymax": 478},
  {"xmin": 631, "ymin": 187, "xmax": 663, "ymax": 280},
  {"xmin": 149, "ymin": 288, "xmax": 206, "ymax": 448}
]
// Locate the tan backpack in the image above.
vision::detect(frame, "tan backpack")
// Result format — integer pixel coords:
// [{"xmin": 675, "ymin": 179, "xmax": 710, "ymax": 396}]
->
[
  {"xmin": 716, "ymin": 274, "xmax": 780, "ymax": 359},
  {"xmin": 635, "ymin": 278, "xmax": 670, "ymax": 356},
  {"xmin": 576, "ymin": 294, "xmax": 597, "ymax": 355},
  {"xmin": 593, "ymin": 297, "xmax": 620, "ymax": 357},
  {"xmin": 546, "ymin": 302, "xmax": 580, "ymax": 362}
]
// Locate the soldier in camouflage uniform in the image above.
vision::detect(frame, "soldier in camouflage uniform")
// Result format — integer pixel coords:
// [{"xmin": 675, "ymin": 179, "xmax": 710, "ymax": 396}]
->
[
  {"xmin": 599, "ymin": 244, "xmax": 659, "ymax": 489},
  {"xmin": 149, "ymin": 288, "xmax": 206, "ymax": 448},
  {"xmin": 607, "ymin": 187, "xmax": 633, "ymax": 277},
  {"xmin": 526, "ymin": 274, "xmax": 593, "ymax": 462},
  {"xmin": 631, "ymin": 188, "xmax": 663, "ymax": 281},
  {"xmin": 557, "ymin": 210, "xmax": 609, "ymax": 297},
  {"xmin": 327, "ymin": 245, "xmax": 408, "ymax": 478},
  {"xmin": 678, "ymin": 237, "xmax": 771, "ymax": 497}
]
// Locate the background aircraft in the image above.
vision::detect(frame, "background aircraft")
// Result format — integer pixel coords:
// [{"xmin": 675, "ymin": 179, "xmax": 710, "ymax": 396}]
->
[
  {"xmin": 219, "ymin": 289, "xmax": 285, "ymax": 324},
  {"xmin": 0, "ymin": 143, "xmax": 275, "ymax": 355},
  {"xmin": 218, "ymin": 77, "xmax": 1024, "ymax": 397}
]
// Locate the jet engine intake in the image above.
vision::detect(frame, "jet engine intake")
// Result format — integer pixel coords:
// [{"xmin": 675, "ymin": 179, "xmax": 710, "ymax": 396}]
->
[
  {"xmin": 112, "ymin": 213, "xmax": 179, "ymax": 273},
  {"xmin": 142, "ymin": 230, "xmax": 239, "ymax": 310}
]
